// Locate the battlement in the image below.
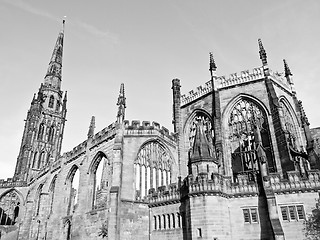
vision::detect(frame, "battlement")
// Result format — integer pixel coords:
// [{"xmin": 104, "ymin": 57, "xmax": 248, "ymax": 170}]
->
[
  {"xmin": 124, "ymin": 120, "xmax": 176, "ymax": 142},
  {"xmin": 217, "ymin": 67, "xmax": 264, "ymax": 89},
  {"xmin": 181, "ymin": 80, "xmax": 212, "ymax": 106},
  {"xmin": 181, "ymin": 67, "xmax": 265, "ymax": 106},
  {"xmin": 268, "ymin": 170, "xmax": 320, "ymax": 193},
  {"xmin": 148, "ymin": 183, "xmax": 181, "ymax": 206},
  {"xmin": 0, "ymin": 178, "xmax": 27, "ymax": 188}
]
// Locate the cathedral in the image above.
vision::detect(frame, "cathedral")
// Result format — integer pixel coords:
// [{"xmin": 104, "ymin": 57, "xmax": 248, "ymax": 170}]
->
[{"xmin": 1, "ymin": 22, "xmax": 320, "ymax": 240}]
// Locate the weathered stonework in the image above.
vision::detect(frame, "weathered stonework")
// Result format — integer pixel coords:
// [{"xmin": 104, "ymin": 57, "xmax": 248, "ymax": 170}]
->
[{"xmin": 0, "ymin": 27, "xmax": 319, "ymax": 240}]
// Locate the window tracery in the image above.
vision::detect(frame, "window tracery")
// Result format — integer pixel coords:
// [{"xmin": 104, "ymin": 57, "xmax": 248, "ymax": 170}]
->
[
  {"xmin": 0, "ymin": 191, "xmax": 20, "ymax": 225},
  {"xmin": 280, "ymin": 101, "xmax": 298, "ymax": 149},
  {"xmin": 134, "ymin": 141, "xmax": 173, "ymax": 200},
  {"xmin": 228, "ymin": 99, "xmax": 275, "ymax": 182},
  {"xmin": 188, "ymin": 113, "xmax": 213, "ymax": 149}
]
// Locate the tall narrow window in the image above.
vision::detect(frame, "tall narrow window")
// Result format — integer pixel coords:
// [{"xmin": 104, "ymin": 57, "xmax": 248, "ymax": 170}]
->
[
  {"xmin": 67, "ymin": 167, "xmax": 80, "ymax": 215},
  {"xmin": 48, "ymin": 126, "xmax": 55, "ymax": 143},
  {"xmin": 0, "ymin": 191, "xmax": 21, "ymax": 225},
  {"xmin": 48, "ymin": 95, "xmax": 54, "ymax": 108},
  {"xmin": 93, "ymin": 155, "xmax": 109, "ymax": 209},
  {"xmin": 48, "ymin": 176, "xmax": 57, "ymax": 216},
  {"xmin": 35, "ymin": 185, "xmax": 43, "ymax": 216},
  {"xmin": 38, "ymin": 123, "xmax": 45, "ymax": 140},
  {"xmin": 56, "ymin": 100, "xmax": 60, "ymax": 111}
]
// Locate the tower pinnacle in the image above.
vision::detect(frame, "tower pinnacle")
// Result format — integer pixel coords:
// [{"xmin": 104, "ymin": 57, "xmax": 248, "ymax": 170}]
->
[
  {"xmin": 258, "ymin": 39, "xmax": 268, "ymax": 66},
  {"xmin": 209, "ymin": 52, "xmax": 217, "ymax": 78},
  {"xmin": 116, "ymin": 83, "xmax": 126, "ymax": 124},
  {"xmin": 87, "ymin": 116, "xmax": 96, "ymax": 139}
]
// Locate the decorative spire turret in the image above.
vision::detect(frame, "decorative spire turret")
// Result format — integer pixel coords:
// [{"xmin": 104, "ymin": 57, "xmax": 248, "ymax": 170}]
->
[
  {"xmin": 258, "ymin": 39, "xmax": 268, "ymax": 66},
  {"xmin": 44, "ymin": 20, "xmax": 65, "ymax": 89},
  {"xmin": 87, "ymin": 116, "xmax": 96, "ymax": 139},
  {"xmin": 116, "ymin": 83, "xmax": 126, "ymax": 124},
  {"xmin": 283, "ymin": 59, "xmax": 292, "ymax": 77},
  {"xmin": 209, "ymin": 52, "xmax": 217, "ymax": 78}
]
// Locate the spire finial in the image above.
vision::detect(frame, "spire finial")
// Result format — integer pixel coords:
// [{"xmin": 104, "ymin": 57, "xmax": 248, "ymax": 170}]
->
[
  {"xmin": 283, "ymin": 59, "xmax": 292, "ymax": 77},
  {"xmin": 209, "ymin": 52, "xmax": 217, "ymax": 78},
  {"xmin": 258, "ymin": 39, "xmax": 268, "ymax": 66},
  {"xmin": 62, "ymin": 17, "xmax": 66, "ymax": 33},
  {"xmin": 44, "ymin": 22, "xmax": 65, "ymax": 89},
  {"xmin": 87, "ymin": 116, "xmax": 96, "ymax": 139},
  {"xmin": 116, "ymin": 83, "xmax": 126, "ymax": 124}
]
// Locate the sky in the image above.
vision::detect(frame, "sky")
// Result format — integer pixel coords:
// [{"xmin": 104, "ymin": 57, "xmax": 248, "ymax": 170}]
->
[{"xmin": 0, "ymin": 0, "xmax": 319, "ymax": 179}]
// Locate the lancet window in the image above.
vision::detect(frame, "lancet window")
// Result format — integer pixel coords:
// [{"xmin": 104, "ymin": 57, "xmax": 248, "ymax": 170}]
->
[
  {"xmin": 228, "ymin": 99, "xmax": 275, "ymax": 182},
  {"xmin": 67, "ymin": 167, "xmax": 80, "ymax": 215},
  {"xmin": 92, "ymin": 154, "xmax": 110, "ymax": 209},
  {"xmin": 188, "ymin": 112, "xmax": 213, "ymax": 149},
  {"xmin": 134, "ymin": 141, "xmax": 173, "ymax": 200},
  {"xmin": 0, "ymin": 191, "xmax": 20, "ymax": 225},
  {"xmin": 48, "ymin": 126, "xmax": 55, "ymax": 143},
  {"xmin": 38, "ymin": 123, "xmax": 45, "ymax": 140},
  {"xmin": 48, "ymin": 95, "xmax": 54, "ymax": 108},
  {"xmin": 280, "ymin": 101, "xmax": 299, "ymax": 149}
]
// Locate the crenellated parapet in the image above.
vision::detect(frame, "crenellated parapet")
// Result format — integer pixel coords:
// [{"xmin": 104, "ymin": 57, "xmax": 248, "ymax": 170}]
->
[
  {"xmin": 148, "ymin": 183, "xmax": 181, "ymax": 206},
  {"xmin": 217, "ymin": 67, "xmax": 264, "ymax": 89},
  {"xmin": 124, "ymin": 120, "xmax": 176, "ymax": 143},
  {"xmin": 0, "ymin": 178, "xmax": 27, "ymax": 188},
  {"xmin": 268, "ymin": 170, "xmax": 320, "ymax": 193},
  {"xmin": 181, "ymin": 80, "xmax": 213, "ymax": 106}
]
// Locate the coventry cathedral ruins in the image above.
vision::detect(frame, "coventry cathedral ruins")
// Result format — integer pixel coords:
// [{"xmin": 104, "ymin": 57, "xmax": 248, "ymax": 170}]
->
[{"xmin": 1, "ymin": 22, "xmax": 320, "ymax": 240}]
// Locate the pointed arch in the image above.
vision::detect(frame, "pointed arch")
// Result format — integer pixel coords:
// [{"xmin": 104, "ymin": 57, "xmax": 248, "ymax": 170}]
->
[
  {"xmin": 38, "ymin": 123, "xmax": 45, "ymax": 140},
  {"xmin": 183, "ymin": 109, "xmax": 213, "ymax": 151},
  {"xmin": 35, "ymin": 184, "xmax": 44, "ymax": 216},
  {"xmin": 65, "ymin": 165, "xmax": 80, "ymax": 215},
  {"xmin": 88, "ymin": 152, "xmax": 110, "ymax": 209},
  {"xmin": 0, "ymin": 189, "xmax": 23, "ymax": 225},
  {"xmin": 48, "ymin": 125, "xmax": 55, "ymax": 143},
  {"xmin": 222, "ymin": 94, "xmax": 275, "ymax": 182},
  {"xmin": 48, "ymin": 175, "xmax": 57, "ymax": 216},
  {"xmin": 48, "ymin": 95, "xmax": 54, "ymax": 108},
  {"xmin": 134, "ymin": 139, "xmax": 174, "ymax": 200}
]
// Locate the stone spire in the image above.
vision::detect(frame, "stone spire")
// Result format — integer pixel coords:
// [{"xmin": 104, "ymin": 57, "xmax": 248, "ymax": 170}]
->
[
  {"xmin": 87, "ymin": 116, "xmax": 96, "ymax": 139},
  {"xmin": 209, "ymin": 52, "xmax": 217, "ymax": 78},
  {"xmin": 44, "ymin": 19, "xmax": 65, "ymax": 89},
  {"xmin": 258, "ymin": 39, "xmax": 268, "ymax": 66},
  {"xmin": 116, "ymin": 83, "xmax": 126, "ymax": 124}
]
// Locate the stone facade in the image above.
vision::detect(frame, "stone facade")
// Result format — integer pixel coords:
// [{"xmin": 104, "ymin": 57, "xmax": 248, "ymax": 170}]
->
[{"xmin": 0, "ymin": 26, "xmax": 320, "ymax": 240}]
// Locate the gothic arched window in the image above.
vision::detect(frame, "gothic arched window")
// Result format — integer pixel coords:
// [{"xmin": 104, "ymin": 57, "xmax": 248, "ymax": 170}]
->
[
  {"xmin": 35, "ymin": 184, "xmax": 43, "ymax": 216},
  {"xmin": 0, "ymin": 191, "xmax": 21, "ymax": 225},
  {"xmin": 66, "ymin": 166, "xmax": 80, "ymax": 215},
  {"xmin": 48, "ymin": 126, "xmax": 55, "ymax": 143},
  {"xmin": 38, "ymin": 123, "xmax": 45, "ymax": 140},
  {"xmin": 134, "ymin": 141, "xmax": 173, "ymax": 200},
  {"xmin": 188, "ymin": 112, "xmax": 213, "ymax": 149},
  {"xmin": 48, "ymin": 176, "xmax": 57, "ymax": 216},
  {"xmin": 228, "ymin": 99, "xmax": 275, "ymax": 182},
  {"xmin": 48, "ymin": 95, "xmax": 54, "ymax": 108},
  {"xmin": 91, "ymin": 154, "xmax": 110, "ymax": 209},
  {"xmin": 280, "ymin": 101, "xmax": 299, "ymax": 149}
]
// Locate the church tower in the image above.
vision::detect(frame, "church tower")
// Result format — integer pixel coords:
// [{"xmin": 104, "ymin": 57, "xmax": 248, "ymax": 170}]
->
[{"xmin": 14, "ymin": 21, "xmax": 67, "ymax": 181}]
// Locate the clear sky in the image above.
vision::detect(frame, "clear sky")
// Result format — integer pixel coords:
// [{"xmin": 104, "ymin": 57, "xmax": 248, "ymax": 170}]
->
[{"xmin": 0, "ymin": 0, "xmax": 319, "ymax": 179}]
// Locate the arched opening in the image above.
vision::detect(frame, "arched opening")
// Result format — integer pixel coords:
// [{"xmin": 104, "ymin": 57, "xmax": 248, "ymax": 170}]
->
[
  {"xmin": 48, "ymin": 95, "xmax": 54, "ymax": 108},
  {"xmin": 48, "ymin": 126, "xmax": 55, "ymax": 143},
  {"xmin": 134, "ymin": 141, "xmax": 173, "ymax": 200},
  {"xmin": 0, "ymin": 190, "xmax": 21, "ymax": 225},
  {"xmin": 35, "ymin": 184, "xmax": 43, "ymax": 216},
  {"xmin": 48, "ymin": 176, "xmax": 57, "ymax": 216},
  {"xmin": 38, "ymin": 123, "xmax": 45, "ymax": 140},
  {"xmin": 228, "ymin": 98, "xmax": 275, "ymax": 182},
  {"xmin": 66, "ymin": 166, "xmax": 80, "ymax": 215},
  {"xmin": 91, "ymin": 153, "xmax": 110, "ymax": 209}
]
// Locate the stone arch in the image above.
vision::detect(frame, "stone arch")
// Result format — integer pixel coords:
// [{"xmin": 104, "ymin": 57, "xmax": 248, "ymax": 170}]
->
[
  {"xmin": 48, "ymin": 175, "xmax": 57, "ymax": 216},
  {"xmin": 222, "ymin": 94, "xmax": 275, "ymax": 182},
  {"xmin": 0, "ymin": 189, "xmax": 23, "ymax": 226},
  {"xmin": 65, "ymin": 165, "xmax": 80, "ymax": 215},
  {"xmin": 279, "ymin": 96, "xmax": 303, "ymax": 148},
  {"xmin": 88, "ymin": 151, "xmax": 111, "ymax": 209},
  {"xmin": 183, "ymin": 109, "xmax": 213, "ymax": 150},
  {"xmin": 134, "ymin": 139, "xmax": 174, "ymax": 200}
]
